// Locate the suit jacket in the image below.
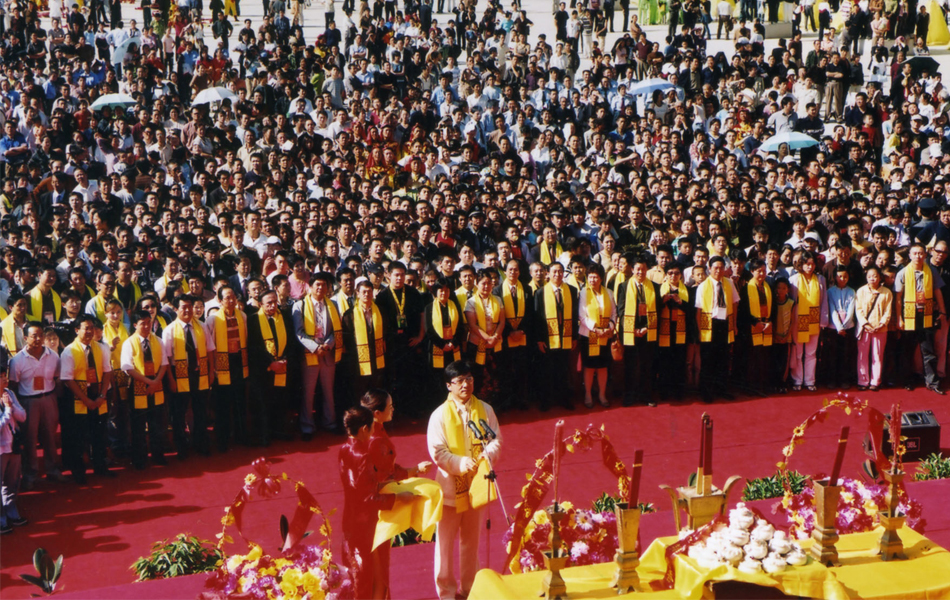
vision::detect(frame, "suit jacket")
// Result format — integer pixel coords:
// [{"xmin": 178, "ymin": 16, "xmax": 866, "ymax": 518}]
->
[
  {"xmin": 247, "ymin": 308, "xmax": 296, "ymax": 381},
  {"xmin": 532, "ymin": 283, "xmax": 579, "ymax": 347}
]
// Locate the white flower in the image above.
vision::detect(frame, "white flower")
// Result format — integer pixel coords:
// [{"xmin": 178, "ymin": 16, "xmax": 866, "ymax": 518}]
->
[{"xmin": 570, "ymin": 541, "xmax": 590, "ymax": 561}]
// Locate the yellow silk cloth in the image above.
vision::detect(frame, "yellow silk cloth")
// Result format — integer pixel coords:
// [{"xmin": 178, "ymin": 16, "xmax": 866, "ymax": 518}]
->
[
  {"xmin": 372, "ymin": 477, "xmax": 444, "ymax": 551},
  {"xmin": 469, "ymin": 526, "xmax": 950, "ymax": 600}
]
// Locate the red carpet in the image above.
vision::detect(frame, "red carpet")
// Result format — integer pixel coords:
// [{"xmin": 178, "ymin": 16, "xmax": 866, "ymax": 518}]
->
[{"xmin": 2, "ymin": 387, "xmax": 949, "ymax": 600}]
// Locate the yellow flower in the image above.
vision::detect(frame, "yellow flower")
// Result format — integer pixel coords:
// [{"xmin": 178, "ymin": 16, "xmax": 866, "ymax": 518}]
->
[
  {"xmin": 279, "ymin": 578, "xmax": 299, "ymax": 600},
  {"xmin": 246, "ymin": 543, "xmax": 263, "ymax": 562},
  {"xmin": 261, "ymin": 567, "xmax": 277, "ymax": 577},
  {"xmin": 245, "ymin": 473, "xmax": 258, "ymax": 486},
  {"xmin": 283, "ymin": 568, "xmax": 303, "ymax": 588},
  {"xmin": 282, "ymin": 472, "xmax": 290, "ymax": 480},
  {"xmin": 322, "ymin": 549, "xmax": 333, "ymax": 563},
  {"xmin": 301, "ymin": 571, "xmax": 321, "ymax": 594},
  {"xmin": 274, "ymin": 558, "xmax": 291, "ymax": 569},
  {"xmin": 841, "ymin": 491, "xmax": 855, "ymax": 504},
  {"xmin": 221, "ymin": 512, "xmax": 235, "ymax": 526}
]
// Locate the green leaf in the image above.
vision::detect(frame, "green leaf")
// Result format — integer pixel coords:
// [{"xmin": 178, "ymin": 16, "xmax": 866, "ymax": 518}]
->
[
  {"xmin": 41, "ymin": 553, "xmax": 55, "ymax": 582},
  {"xmin": 32, "ymin": 549, "xmax": 46, "ymax": 578},
  {"xmin": 20, "ymin": 574, "xmax": 45, "ymax": 590},
  {"xmin": 53, "ymin": 556, "xmax": 64, "ymax": 583}
]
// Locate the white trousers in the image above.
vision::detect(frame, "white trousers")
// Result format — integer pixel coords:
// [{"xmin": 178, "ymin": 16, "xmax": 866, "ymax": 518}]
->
[
  {"xmin": 300, "ymin": 359, "xmax": 336, "ymax": 433},
  {"xmin": 434, "ymin": 504, "xmax": 482, "ymax": 600},
  {"xmin": 791, "ymin": 335, "xmax": 819, "ymax": 386}
]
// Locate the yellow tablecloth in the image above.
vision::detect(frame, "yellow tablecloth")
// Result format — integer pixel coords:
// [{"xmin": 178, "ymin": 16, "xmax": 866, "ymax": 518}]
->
[
  {"xmin": 469, "ymin": 526, "xmax": 950, "ymax": 600},
  {"xmin": 372, "ymin": 478, "xmax": 443, "ymax": 551}
]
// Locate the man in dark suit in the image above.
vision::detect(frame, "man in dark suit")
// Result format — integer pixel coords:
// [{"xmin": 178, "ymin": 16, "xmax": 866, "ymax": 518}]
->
[
  {"xmin": 375, "ymin": 262, "xmax": 426, "ymax": 413},
  {"xmin": 495, "ymin": 259, "xmax": 534, "ymax": 410},
  {"xmin": 533, "ymin": 262, "xmax": 578, "ymax": 410},
  {"xmin": 247, "ymin": 289, "xmax": 295, "ymax": 445},
  {"xmin": 617, "ymin": 255, "xmax": 660, "ymax": 407}
]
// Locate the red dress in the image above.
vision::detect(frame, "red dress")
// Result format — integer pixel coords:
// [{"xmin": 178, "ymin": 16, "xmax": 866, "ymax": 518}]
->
[
  {"xmin": 339, "ymin": 437, "xmax": 394, "ymax": 600},
  {"xmin": 366, "ymin": 423, "xmax": 410, "ymax": 599}
]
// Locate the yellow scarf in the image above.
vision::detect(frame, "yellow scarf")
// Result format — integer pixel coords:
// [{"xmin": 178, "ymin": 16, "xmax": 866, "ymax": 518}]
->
[
  {"xmin": 28, "ymin": 286, "xmax": 62, "ymax": 322},
  {"xmin": 212, "ymin": 309, "xmax": 248, "ymax": 385},
  {"xmin": 0, "ymin": 306, "xmax": 6, "ymax": 321},
  {"xmin": 585, "ymin": 285, "xmax": 611, "ymax": 356},
  {"xmin": 543, "ymin": 282, "xmax": 573, "ymax": 350},
  {"xmin": 0, "ymin": 315, "xmax": 21, "ymax": 353},
  {"xmin": 303, "ymin": 296, "xmax": 343, "ymax": 366},
  {"xmin": 747, "ymin": 281, "xmax": 773, "ymax": 347},
  {"xmin": 455, "ymin": 286, "xmax": 474, "ymax": 309},
  {"xmin": 565, "ymin": 273, "xmax": 581, "ymax": 290},
  {"xmin": 114, "ymin": 282, "xmax": 142, "ymax": 310},
  {"xmin": 170, "ymin": 320, "xmax": 209, "ymax": 392},
  {"xmin": 473, "ymin": 294, "xmax": 502, "ymax": 365},
  {"xmin": 501, "ymin": 281, "xmax": 526, "ymax": 348},
  {"xmin": 354, "ymin": 302, "xmax": 385, "ymax": 376},
  {"xmin": 903, "ymin": 263, "xmax": 934, "ymax": 330},
  {"xmin": 257, "ymin": 310, "xmax": 288, "ymax": 387},
  {"xmin": 69, "ymin": 341, "xmax": 106, "ymax": 415},
  {"xmin": 611, "ymin": 272, "xmax": 628, "ymax": 299},
  {"xmin": 130, "ymin": 332, "xmax": 164, "ymax": 409},
  {"xmin": 698, "ymin": 278, "xmax": 736, "ymax": 343},
  {"xmin": 442, "ymin": 395, "xmax": 493, "ymax": 512},
  {"xmin": 796, "ymin": 274, "xmax": 821, "ymax": 343},
  {"xmin": 621, "ymin": 279, "xmax": 657, "ymax": 346},
  {"xmin": 432, "ymin": 300, "xmax": 461, "ymax": 368},
  {"xmin": 334, "ymin": 290, "xmax": 352, "ymax": 313},
  {"xmin": 104, "ymin": 321, "xmax": 130, "ymax": 400},
  {"xmin": 161, "ymin": 274, "xmax": 190, "ymax": 294},
  {"xmin": 658, "ymin": 281, "xmax": 688, "ymax": 347},
  {"xmin": 91, "ymin": 294, "xmax": 109, "ymax": 324},
  {"xmin": 540, "ymin": 241, "xmax": 563, "ymax": 265}
]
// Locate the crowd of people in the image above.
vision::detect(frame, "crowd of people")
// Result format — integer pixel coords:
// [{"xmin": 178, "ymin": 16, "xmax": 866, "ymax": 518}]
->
[{"xmin": 0, "ymin": 0, "xmax": 949, "ymax": 587}]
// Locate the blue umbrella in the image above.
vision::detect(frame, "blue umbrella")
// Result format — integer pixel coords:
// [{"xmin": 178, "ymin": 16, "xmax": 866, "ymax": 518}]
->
[
  {"xmin": 760, "ymin": 132, "xmax": 819, "ymax": 153},
  {"xmin": 628, "ymin": 78, "xmax": 680, "ymax": 97}
]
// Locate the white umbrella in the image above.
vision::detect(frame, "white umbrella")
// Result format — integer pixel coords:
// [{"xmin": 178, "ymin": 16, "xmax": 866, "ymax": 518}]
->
[
  {"xmin": 90, "ymin": 93, "xmax": 136, "ymax": 112},
  {"xmin": 192, "ymin": 87, "xmax": 238, "ymax": 106},
  {"xmin": 111, "ymin": 36, "xmax": 141, "ymax": 65}
]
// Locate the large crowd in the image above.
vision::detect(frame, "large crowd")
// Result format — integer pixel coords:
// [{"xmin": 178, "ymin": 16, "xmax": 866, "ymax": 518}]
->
[{"xmin": 0, "ymin": 0, "xmax": 949, "ymax": 557}]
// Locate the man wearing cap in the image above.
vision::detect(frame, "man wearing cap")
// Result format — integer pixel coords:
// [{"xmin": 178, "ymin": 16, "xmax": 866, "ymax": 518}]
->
[{"xmin": 293, "ymin": 272, "xmax": 342, "ymax": 439}]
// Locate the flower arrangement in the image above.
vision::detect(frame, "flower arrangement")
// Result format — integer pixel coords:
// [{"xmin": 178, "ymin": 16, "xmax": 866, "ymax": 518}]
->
[
  {"xmin": 201, "ymin": 458, "xmax": 353, "ymax": 600},
  {"xmin": 772, "ymin": 476, "xmax": 926, "ymax": 540},
  {"xmin": 502, "ymin": 502, "xmax": 620, "ymax": 573},
  {"xmin": 205, "ymin": 542, "xmax": 352, "ymax": 600}
]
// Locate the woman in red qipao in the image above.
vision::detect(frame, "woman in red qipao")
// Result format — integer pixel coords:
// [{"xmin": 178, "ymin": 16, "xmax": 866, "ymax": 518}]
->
[
  {"xmin": 339, "ymin": 407, "xmax": 412, "ymax": 600},
  {"xmin": 361, "ymin": 389, "xmax": 432, "ymax": 599}
]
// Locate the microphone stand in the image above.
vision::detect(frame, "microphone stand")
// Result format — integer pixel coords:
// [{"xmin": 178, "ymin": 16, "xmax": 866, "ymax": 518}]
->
[{"xmin": 468, "ymin": 420, "xmax": 509, "ymax": 572}]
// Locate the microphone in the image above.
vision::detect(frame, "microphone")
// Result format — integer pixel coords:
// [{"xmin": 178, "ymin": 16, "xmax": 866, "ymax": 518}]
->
[
  {"xmin": 479, "ymin": 419, "xmax": 497, "ymax": 441},
  {"xmin": 467, "ymin": 420, "xmax": 485, "ymax": 441}
]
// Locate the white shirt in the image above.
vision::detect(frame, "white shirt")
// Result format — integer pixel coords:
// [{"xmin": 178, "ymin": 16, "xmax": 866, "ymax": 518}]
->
[
  {"xmin": 120, "ymin": 334, "xmax": 168, "ymax": 373},
  {"xmin": 161, "ymin": 319, "xmax": 216, "ymax": 357},
  {"xmin": 9, "ymin": 346, "xmax": 61, "ymax": 395},
  {"xmin": 60, "ymin": 341, "xmax": 114, "ymax": 381}
]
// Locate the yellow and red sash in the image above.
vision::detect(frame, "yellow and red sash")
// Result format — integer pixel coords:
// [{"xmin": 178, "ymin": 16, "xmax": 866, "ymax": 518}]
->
[
  {"xmin": 543, "ymin": 283, "xmax": 573, "ymax": 350},
  {"xmin": 585, "ymin": 285, "xmax": 612, "ymax": 356},
  {"xmin": 432, "ymin": 301, "xmax": 461, "ymax": 368},
  {"xmin": 170, "ymin": 320, "xmax": 209, "ymax": 392},
  {"xmin": 698, "ymin": 279, "xmax": 737, "ymax": 344},
  {"xmin": 795, "ymin": 274, "xmax": 821, "ymax": 343},
  {"xmin": 501, "ymin": 281, "xmax": 526, "ymax": 348},
  {"xmin": 442, "ymin": 395, "xmax": 495, "ymax": 512},
  {"xmin": 212, "ymin": 309, "xmax": 248, "ymax": 385},
  {"xmin": 473, "ymin": 294, "xmax": 502, "ymax": 365},
  {"xmin": 69, "ymin": 341, "xmax": 106, "ymax": 415},
  {"xmin": 354, "ymin": 303, "xmax": 385, "ymax": 376},
  {"xmin": 748, "ymin": 281, "xmax": 773, "ymax": 347},
  {"xmin": 257, "ymin": 310, "xmax": 288, "ymax": 387},
  {"xmin": 621, "ymin": 280, "xmax": 657, "ymax": 346},
  {"xmin": 130, "ymin": 332, "xmax": 164, "ymax": 409},
  {"xmin": 903, "ymin": 263, "xmax": 934, "ymax": 330},
  {"xmin": 658, "ymin": 281, "xmax": 688, "ymax": 347}
]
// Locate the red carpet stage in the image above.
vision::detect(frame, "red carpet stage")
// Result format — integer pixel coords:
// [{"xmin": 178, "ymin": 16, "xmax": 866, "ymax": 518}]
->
[{"xmin": 3, "ymin": 388, "xmax": 949, "ymax": 599}]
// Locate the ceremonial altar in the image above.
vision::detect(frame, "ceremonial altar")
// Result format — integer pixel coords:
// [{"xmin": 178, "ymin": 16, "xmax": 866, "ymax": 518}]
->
[{"xmin": 470, "ymin": 526, "xmax": 950, "ymax": 600}]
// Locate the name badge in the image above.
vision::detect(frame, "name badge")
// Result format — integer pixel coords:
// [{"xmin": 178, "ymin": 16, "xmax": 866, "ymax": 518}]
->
[
  {"xmin": 86, "ymin": 368, "xmax": 98, "ymax": 383},
  {"xmin": 144, "ymin": 362, "xmax": 155, "ymax": 377},
  {"xmin": 713, "ymin": 307, "xmax": 727, "ymax": 320},
  {"xmin": 33, "ymin": 377, "xmax": 45, "ymax": 392},
  {"xmin": 228, "ymin": 339, "xmax": 240, "ymax": 354},
  {"xmin": 638, "ymin": 303, "xmax": 647, "ymax": 317}
]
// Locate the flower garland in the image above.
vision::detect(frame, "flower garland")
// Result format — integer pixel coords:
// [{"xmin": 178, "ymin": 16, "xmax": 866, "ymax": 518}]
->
[
  {"xmin": 775, "ymin": 392, "xmax": 869, "ymax": 487},
  {"xmin": 772, "ymin": 477, "xmax": 926, "ymax": 540},
  {"xmin": 502, "ymin": 424, "xmax": 630, "ymax": 574},
  {"xmin": 501, "ymin": 502, "xmax": 620, "ymax": 573},
  {"xmin": 201, "ymin": 458, "xmax": 353, "ymax": 600}
]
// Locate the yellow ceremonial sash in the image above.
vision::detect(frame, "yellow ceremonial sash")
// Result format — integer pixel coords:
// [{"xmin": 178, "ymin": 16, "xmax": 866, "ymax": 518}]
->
[
  {"xmin": 130, "ymin": 333, "xmax": 164, "ymax": 409},
  {"xmin": 432, "ymin": 300, "xmax": 461, "ymax": 368},
  {"xmin": 658, "ymin": 282, "xmax": 688, "ymax": 347},
  {"xmin": 161, "ymin": 274, "xmax": 190, "ymax": 294},
  {"xmin": 0, "ymin": 306, "xmax": 6, "ymax": 321},
  {"xmin": 455, "ymin": 286, "xmax": 473, "ymax": 310},
  {"xmin": 584, "ymin": 286, "xmax": 612, "ymax": 356},
  {"xmin": 611, "ymin": 272, "xmax": 628, "ymax": 299},
  {"xmin": 334, "ymin": 290, "xmax": 352, "ymax": 313},
  {"xmin": 565, "ymin": 274, "xmax": 581, "ymax": 290},
  {"xmin": 473, "ymin": 294, "xmax": 502, "ymax": 365},
  {"xmin": 903, "ymin": 263, "xmax": 934, "ymax": 331},
  {"xmin": 303, "ymin": 296, "xmax": 343, "ymax": 365},
  {"xmin": 621, "ymin": 280, "xmax": 658, "ymax": 346},
  {"xmin": 442, "ymin": 395, "xmax": 494, "ymax": 512},
  {"xmin": 501, "ymin": 281, "xmax": 526, "ymax": 348},
  {"xmin": 748, "ymin": 281, "xmax": 773, "ymax": 347},
  {"xmin": 28, "ymin": 286, "xmax": 62, "ymax": 322},
  {"xmin": 796, "ymin": 274, "xmax": 821, "ymax": 343},
  {"xmin": 0, "ymin": 315, "xmax": 21, "ymax": 352},
  {"xmin": 257, "ymin": 310, "xmax": 288, "ymax": 387},
  {"xmin": 69, "ymin": 341, "xmax": 106, "ymax": 415},
  {"xmin": 92, "ymin": 294, "xmax": 108, "ymax": 324},
  {"xmin": 354, "ymin": 303, "xmax": 385, "ymax": 376},
  {"xmin": 540, "ymin": 241, "xmax": 563, "ymax": 265},
  {"xmin": 114, "ymin": 282, "xmax": 142, "ymax": 311},
  {"xmin": 212, "ymin": 309, "xmax": 248, "ymax": 385},
  {"xmin": 698, "ymin": 279, "xmax": 736, "ymax": 344},
  {"xmin": 104, "ymin": 321, "xmax": 130, "ymax": 400},
  {"xmin": 543, "ymin": 283, "xmax": 573, "ymax": 350},
  {"xmin": 171, "ymin": 320, "xmax": 209, "ymax": 392}
]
